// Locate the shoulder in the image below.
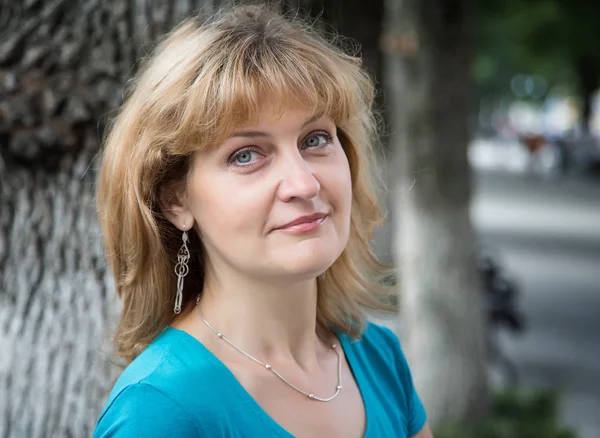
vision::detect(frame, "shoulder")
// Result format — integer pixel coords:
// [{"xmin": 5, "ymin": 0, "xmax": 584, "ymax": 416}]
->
[
  {"xmin": 347, "ymin": 321, "xmax": 408, "ymax": 368},
  {"xmin": 94, "ymin": 328, "xmax": 225, "ymax": 437},
  {"xmin": 93, "ymin": 382, "xmax": 201, "ymax": 437},
  {"xmin": 350, "ymin": 321, "xmax": 428, "ymax": 437},
  {"xmin": 341, "ymin": 321, "xmax": 415, "ymax": 405},
  {"xmin": 361, "ymin": 320, "xmax": 401, "ymax": 347}
]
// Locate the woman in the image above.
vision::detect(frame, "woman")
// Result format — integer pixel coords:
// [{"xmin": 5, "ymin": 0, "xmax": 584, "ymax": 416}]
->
[{"xmin": 94, "ymin": 4, "xmax": 431, "ymax": 438}]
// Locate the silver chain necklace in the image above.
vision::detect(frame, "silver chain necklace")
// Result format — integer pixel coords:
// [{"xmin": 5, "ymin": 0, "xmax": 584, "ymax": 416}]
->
[{"xmin": 196, "ymin": 295, "xmax": 343, "ymax": 402}]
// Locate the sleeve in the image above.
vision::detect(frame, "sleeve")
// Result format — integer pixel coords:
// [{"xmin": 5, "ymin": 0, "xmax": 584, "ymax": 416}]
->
[
  {"xmin": 380, "ymin": 325, "xmax": 428, "ymax": 436},
  {"xmin": 407, "ymin": 378, "xmax": 427, "ymax": 436},
  {"xmin": 93, "ymin": 383, "xmax": 201, "ymax": 438}
]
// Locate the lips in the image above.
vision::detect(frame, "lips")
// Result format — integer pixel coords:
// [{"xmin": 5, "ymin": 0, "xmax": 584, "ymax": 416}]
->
[{"xmin": 275, "ymin": 212, "xmax": 328, "ymax": 231}]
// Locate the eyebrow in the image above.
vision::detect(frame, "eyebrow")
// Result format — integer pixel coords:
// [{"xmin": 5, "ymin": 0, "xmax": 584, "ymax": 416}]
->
[{"xmin": 229, "ymin": 112, "xmax": 325, "ymax": 139}]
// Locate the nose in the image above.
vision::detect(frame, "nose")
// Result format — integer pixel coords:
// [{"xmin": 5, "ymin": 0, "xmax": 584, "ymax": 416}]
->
[{"xmin": 276, "ymin": 153, "xmax": 320, "ymax": 202}]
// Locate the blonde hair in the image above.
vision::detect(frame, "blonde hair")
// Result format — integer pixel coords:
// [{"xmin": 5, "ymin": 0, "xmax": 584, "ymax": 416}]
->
[{"xmin": 97, "ymin": 4, "xmax": 394, "ymax": 363}]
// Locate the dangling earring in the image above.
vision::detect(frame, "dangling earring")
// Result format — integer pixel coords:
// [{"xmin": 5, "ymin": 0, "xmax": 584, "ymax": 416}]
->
[{"xmin": 174, "ymin": 226, "xmax": 190, "ymax": 314}]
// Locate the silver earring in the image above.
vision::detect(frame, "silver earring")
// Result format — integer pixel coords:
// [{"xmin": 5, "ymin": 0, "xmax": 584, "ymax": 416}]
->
[{"xmin": 174, "ymin": 227, "xmax": 190, "ymax": 314}]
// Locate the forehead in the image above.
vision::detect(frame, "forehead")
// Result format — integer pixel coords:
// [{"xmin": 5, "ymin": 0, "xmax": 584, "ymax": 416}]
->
[
  {"xmin": 234, "ymin": 106, "xmax": 326, "ymax": 130},
  {"xmin": 186, "ymin": 63, "xmax": 349, "ymax": 152},
  {"xmin": 210, "ymin": 101, "xmax": 331, "ymax": 145}
]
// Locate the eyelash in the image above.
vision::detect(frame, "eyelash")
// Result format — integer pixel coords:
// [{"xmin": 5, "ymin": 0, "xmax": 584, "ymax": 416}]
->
[
  {"xmin": 301, "ymin": 130, "xmax": 334, "ymax": 150},
  {"xmin": 227, "ymin": 130, "xmax": 334, "ymax": 167}
]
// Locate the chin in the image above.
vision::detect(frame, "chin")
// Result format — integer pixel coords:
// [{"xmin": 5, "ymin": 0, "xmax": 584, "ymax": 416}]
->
[{"xmin": 274, "ymin": 241, "xmax": 343, "ymax": 279}]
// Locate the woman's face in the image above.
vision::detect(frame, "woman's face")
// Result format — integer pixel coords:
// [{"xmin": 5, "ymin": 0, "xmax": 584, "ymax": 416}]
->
[{"xmin": 173, "ymin": 106, "xmax": 352, "ymax": 282}]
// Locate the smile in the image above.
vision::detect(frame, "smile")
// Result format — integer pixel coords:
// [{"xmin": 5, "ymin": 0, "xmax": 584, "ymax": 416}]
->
[{"xmin": 275, "ymin": 214, "xmax": 328, "ymax": 234}]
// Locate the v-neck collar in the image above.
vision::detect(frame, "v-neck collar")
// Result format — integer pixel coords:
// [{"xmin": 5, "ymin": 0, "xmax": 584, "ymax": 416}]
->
[{"xmin": 166, "ymin": 326, "xmax": 372, "ymax": 438}]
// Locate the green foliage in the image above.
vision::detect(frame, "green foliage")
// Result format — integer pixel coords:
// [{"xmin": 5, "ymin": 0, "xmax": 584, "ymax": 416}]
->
[
  {"xmin": 434, "ymin": 389, "xmax": 577, "ymax": 438},
  {"xmin": 472, "ymin": 0, "xmax": 600, "ymax": 100}
]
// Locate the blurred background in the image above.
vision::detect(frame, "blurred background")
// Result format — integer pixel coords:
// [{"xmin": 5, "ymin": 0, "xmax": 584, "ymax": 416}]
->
[{"xmin": 0, "ymin": 0, "xmax": 598, "ymax": 437}]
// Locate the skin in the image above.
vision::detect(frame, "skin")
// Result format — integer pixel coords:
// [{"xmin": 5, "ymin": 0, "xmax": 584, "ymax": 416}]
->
[{"xmin": 162, "ymin": 105, "xmax": 432, "ymax": 438}]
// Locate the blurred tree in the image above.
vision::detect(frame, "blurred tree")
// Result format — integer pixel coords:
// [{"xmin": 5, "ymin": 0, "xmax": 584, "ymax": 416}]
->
[
  {"xmin": 473, "ymin": 0, "xmax": 600, "ymax": 132},
  {"xmin": 383, "ymin": 0, "xmax": 488, "ymax": 426},
  {"xmin": 0, "ymin": 0, "xmax": 382, "ymax": 436},
  {"xmin": 533, "ymin": 0, "xmax": 600, "ymax": 133}
]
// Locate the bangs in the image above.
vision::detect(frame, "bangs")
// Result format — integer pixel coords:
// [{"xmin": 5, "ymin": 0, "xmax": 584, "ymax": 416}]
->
[{"xmin": 180, "ymin": 32, "xmax": 367, "ymax": 150}]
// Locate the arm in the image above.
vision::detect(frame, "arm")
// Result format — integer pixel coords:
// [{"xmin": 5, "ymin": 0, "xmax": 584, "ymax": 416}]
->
[{"xmin": 412, "ymin": 423, "xmax": 434, "ymax": 438}]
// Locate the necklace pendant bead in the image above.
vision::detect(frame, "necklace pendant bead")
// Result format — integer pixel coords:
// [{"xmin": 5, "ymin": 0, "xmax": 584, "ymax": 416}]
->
[
  {"xmin": 331, "ymin": 344, "xmax": 337, "ymax": 349},
  {"xmin": 308, "ymin": 394, "xmax": 314, "ymax": 399},
  {"xmin": 217, "ymin": 333, "xmax": 223, "ymax": 338},
  {"xmin": 265, "ymin": 364, "xmax": 272, "ymax": 369},
  {"xmin": 337, "ymin": 385, "xmax": 343, "ymax": 390}
]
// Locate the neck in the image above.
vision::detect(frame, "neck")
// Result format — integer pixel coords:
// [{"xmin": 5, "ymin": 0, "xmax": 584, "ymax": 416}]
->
[{"xmin": 196, "ymin": 266, "xmax": 327, "ymax": 371}]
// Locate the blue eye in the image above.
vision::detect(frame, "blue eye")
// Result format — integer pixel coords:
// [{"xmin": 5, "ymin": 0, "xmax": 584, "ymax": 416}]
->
[
  {"xmin": 230, "ymin": 149, "xmax": 260, "ymax": 166},
  {"xmin": 303, "ymin": 132, "xmax": 332, "ymax": 149}
]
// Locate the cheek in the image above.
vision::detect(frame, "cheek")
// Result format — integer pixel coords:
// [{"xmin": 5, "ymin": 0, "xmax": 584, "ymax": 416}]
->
[
  {"xmin": 187, "ymin": 173, "xmax": 268, "ymax": 239},
  {"xmin": 321, "ymin": 150, "xmax": 353, "ymax": 229},
  {"xmin": 333, "ymin": 151, "xmax": 353, "ymax": 208}
]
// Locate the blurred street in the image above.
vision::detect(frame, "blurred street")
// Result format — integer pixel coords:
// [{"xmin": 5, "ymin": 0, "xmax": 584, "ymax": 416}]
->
[
  {"xmin": 472, "ymin": 169, "xmax": 600, "ymax": 438},
  {"xmin": 374, "ymin": 163, "xmax": 600, "ymax": 437}
]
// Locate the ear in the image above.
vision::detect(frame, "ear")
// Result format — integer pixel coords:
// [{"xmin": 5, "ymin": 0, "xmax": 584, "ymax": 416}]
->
[{"xmin": 158, "ymin": 184, "xmax": 195, "ymax": 232}]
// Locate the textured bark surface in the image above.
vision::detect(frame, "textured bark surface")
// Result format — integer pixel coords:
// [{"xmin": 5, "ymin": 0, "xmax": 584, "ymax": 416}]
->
[
  {"xmin": 384, "ymin": 0, "xmax": 489, "ymax": 425},
  {"xmin": 0, "ymin": 1, "xmax": 211, "ymax": 436},
  {"xmin": 0, "ymin": 0, "xmax": 380, "ymax": 436},
  {"xmin": 0, "ymin": 149, "xmax": 119, "ymax": 438}
]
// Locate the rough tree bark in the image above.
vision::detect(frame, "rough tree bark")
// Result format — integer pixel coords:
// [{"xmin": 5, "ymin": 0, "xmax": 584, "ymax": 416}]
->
[
  {"xmin": 0, "ymin": 0, "xmax": 381, "ymax": 436},
  {"xmin": 0, "ymin": 1, "xmax": 213, "ymax": 436},
  {"xmin": 383, "ymin": 0, "xmax": 488, "ymax": 426}
]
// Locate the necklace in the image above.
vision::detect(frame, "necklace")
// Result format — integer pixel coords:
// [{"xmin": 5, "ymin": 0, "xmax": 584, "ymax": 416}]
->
[{"xmin": 195, "ymin": 295, "xmax": 343, "ymax": 402}]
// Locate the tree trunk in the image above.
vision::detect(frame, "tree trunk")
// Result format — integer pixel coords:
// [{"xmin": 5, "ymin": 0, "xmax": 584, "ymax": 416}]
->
[
  {"xmin": 0, "ymin": 0, "xmax": 381, "ymax": 436},
  {"xmin": 0, "ymin": 1, "xmax": 211, "ymax": 436},
  {"xmin": 384, "ymin": 0, "xmax": 488, "ymax": 426}
]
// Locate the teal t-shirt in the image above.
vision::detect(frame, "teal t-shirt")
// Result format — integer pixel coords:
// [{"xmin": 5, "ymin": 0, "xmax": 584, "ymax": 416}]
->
[{"xmin": 94, "ymin": 322, "xmax": 427, "ymax": 437}]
